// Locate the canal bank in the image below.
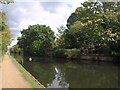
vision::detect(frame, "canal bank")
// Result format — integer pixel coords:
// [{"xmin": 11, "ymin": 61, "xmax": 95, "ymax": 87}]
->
[
  {"xmin": 12, "ymin": 54, "xmax": 119, "ymax": 88},
  {"xmin": 3, "ymin": 54, "xmax": 44, "ymax": 88}
]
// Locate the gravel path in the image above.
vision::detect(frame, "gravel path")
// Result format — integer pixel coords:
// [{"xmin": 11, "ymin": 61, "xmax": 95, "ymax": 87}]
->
[{"xmin": 2, "ymin": 54, "xmax": 31, "ymax": 88}]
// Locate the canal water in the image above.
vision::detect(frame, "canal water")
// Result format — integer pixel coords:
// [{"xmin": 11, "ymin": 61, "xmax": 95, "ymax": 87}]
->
[{"xmin": 12, "ymin": 54, "xmax": 119, "ymax": 88}]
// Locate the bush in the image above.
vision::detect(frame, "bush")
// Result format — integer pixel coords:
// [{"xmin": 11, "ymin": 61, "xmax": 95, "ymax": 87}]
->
[
  {"xmin": 53, "ymin": 48, "xmax": 81, "ymax": 59},
  {"xmin": 53, "ymin": 48, "xmax": 66, "ymax": 58},
  {"xmin": 10, "ymin": 45, "xmax": 22, "ymax": 54},
  {"xmin": 64, "ymin": 48, "xmax": 81, "ymax": 59}
]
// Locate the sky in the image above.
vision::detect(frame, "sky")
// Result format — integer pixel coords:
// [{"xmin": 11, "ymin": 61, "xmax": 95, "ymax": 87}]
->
[{"xmin": 1, "ymin": 0, "xmax": 87, "ymax": 46}]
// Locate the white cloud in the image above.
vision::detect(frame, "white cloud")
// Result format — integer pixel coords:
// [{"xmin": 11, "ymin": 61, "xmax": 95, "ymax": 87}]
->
[
  {"xmin": 18, "ymin": 2, "xmax": 76, "ymax": 34},
  {"xmin": 14, "ymin": 0, "xmax": 86, "ymax": 2},
  {"xmin": 2, "ymin": 0, "xmax": 87, "ymax": 46}
]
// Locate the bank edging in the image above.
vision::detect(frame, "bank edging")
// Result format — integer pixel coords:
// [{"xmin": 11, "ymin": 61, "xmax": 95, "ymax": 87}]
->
[{"xmin": 9, "ymin": 55, "xmax": 45, "ymax": 88}]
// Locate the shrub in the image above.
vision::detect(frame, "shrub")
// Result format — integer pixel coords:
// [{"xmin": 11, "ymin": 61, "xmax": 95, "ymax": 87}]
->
[
  {"xmin": 53, "ymin": 48, "xmax": 81, "ymax": 59},
  {"xmin": 53, "ymin": 48, "xmax": 66, "ymax": 58},
  {"xmin": 64, "ymin": 48, "xmax": 81, "ymax": 59}
]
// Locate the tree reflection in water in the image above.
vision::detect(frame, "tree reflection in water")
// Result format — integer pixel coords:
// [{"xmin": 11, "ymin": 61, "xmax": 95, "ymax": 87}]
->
[
  {"xmin": 12, "ymin": 54, "xmax": 118, "ymax": 88},
  {"xmin": 47, "ymin": 66, "xmax": 69, "ymax": 88}
]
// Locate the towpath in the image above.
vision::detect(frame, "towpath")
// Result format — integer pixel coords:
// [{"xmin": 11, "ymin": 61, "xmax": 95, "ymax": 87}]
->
[{"xmin": 2, "ymin": 54, "xmax": 31, "ymax": 88}]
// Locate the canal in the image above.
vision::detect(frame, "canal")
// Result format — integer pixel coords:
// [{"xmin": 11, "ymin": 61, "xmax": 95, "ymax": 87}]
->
[{"xmin": 12, "ymin": 54, "xmax": 119, "ymax": 88}]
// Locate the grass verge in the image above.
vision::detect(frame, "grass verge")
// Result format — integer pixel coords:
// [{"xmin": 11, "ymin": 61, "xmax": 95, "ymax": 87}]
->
[{"xmin": 9, "ymin": 55, "xmax": 45, "ymax": 88}]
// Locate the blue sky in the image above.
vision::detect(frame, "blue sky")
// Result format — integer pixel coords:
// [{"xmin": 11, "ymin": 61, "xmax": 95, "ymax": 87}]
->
[{"xmin": 1, "ymin": 0, "xmax": 87, "ymax": 46}]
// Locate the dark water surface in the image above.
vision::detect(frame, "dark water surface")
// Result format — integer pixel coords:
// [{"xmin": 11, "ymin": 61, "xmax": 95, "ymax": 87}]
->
[{"xmin": 12, "ymin": 54, "xmax": 119, "ymax": 88}]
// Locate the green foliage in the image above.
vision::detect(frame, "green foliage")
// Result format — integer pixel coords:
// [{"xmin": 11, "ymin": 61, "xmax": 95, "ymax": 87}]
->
[
  {"xmin": 0, "ymin": 0, "xmax": 14, "ymax": 4},
  {"xmin": 57, "ymin": 1, "xmax": 120, "ymax": 55},
  {"xmin": 53, "ymin": 49, "xmax": 66, "ymax": 58},
  {"xmin": 10, "ymin": 44, "xmax": 22, "ymax": 54},
  {"xmin": 64, "ymin": 48, "xmax": 81, "ymax": 59},
  {"xmin": 53, "ymin": 48, "xmax": 81, "ymax": 59},
  {"xmin": 17, "ymin": 24, "xmax": 55, "ymax": 56},
  {"xmin": 55, "ymin": 25, "xmax": 67, "ymax": 48},
  {"xmin": 0, "ymin": 12, "xmax": 11, "ymax": 54},
  {"xmin": 57, "ymin": 25, "xmax": 66, "ymax": 37}
]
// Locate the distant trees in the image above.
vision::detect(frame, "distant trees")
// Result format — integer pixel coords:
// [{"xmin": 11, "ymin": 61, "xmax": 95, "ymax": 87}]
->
[
  {"xmin": 17, "ymin": 25, "xmax": 55, "ymax": 56},
  {"xmin": 12, "ymin": 1, "xmax": 120, "ymax": 58}
]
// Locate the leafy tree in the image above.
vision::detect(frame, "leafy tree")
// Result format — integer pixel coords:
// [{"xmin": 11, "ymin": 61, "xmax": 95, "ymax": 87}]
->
[
  {"xmin": 57, "ymin": 25, "xmax": 66, "ymax": 37},
  {"xmin": 61, "ymin": 1, "xmax": 120, "ymax": 55},
  {"xmin": 0, "ymin": 12, "xmax": 11, "ymax": 54},
  {"xmin": 56, "ymin": 25, "xmax": 79, "ymax": 49},
  {"xmin": 0, "ymin": 0, "xmax": 14, "ymax": 4},
  {"xmin": 10, "ymin": 44, "xmax": 22, "ymax": 54},
  {"xmin": 0, "ymin": 0, "xmax": 13, "ymax": 55},
  {"xmin": 55, "ymin": 25, "xmax": 66, "ymax": 48},
  {"xmin": 17, "ymin": 24, "xmax": 55, "ymax": 56}
]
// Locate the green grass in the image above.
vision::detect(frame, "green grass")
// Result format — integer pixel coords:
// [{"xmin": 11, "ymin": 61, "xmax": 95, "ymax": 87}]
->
[{"xmin": 9, "ymin": 55, "xmax": 45, "ymax": 89}]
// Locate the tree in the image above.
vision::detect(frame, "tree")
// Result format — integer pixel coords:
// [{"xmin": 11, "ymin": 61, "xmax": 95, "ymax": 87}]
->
[
  {"xmin": 0, "ymin": 0, "xmax": 13, "ymax": 55},
  {"xmin": 62, "ymin": 1, "xmax": 120, "ymax": 55},
  {"xmin": 0, "ymin": 0, "xmax": 14, "ymax": 4},
  {"xmin": 0, "ymin": 12, "xmax": 11, "ymax": 54},
  {"xmin": 17, "ymin": 24, "xmax": 55, "ymax": 56},
  {"xmin": 55, "ymin": 25, "xmax": 66, "ymax": 48},
  {"xmin": 10, "ymin": 44, "xmax": 22, "ymax": 54}
]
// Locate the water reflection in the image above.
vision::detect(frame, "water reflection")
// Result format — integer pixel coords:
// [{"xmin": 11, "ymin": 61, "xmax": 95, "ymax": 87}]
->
[
  {"xmin": 12, "ymin": 54, "xmax": 118, "ymax": 88},
  {"xmin": 47, "ymin": 66, "xmax": 69, "ymax": 88}
]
